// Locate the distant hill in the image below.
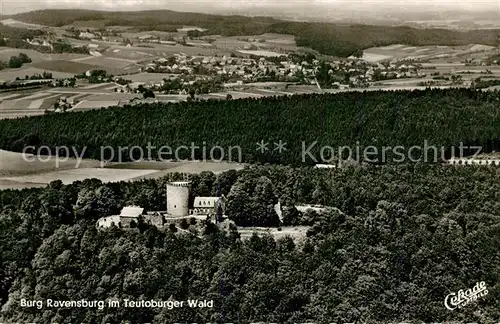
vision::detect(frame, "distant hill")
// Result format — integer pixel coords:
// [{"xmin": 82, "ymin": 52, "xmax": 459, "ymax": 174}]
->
[{"xmin": 4, "ymin": 9, "xmax": 500, "ymax": 57}]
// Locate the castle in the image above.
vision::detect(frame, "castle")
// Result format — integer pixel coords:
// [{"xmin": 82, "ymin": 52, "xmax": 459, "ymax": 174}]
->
[{"xmin": 96, "ymin": 181, "xmax": 225, "ymax": 229}]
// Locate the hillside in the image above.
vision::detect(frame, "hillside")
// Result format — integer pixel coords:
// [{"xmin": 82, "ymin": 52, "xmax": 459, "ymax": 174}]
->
[
  {"xmin": 5, "ymin": 9, "xmax": 500, "ymax": 57},
  {"xmin": 1, "ymin": 89, "xmax": 500, "ymax": 164}
]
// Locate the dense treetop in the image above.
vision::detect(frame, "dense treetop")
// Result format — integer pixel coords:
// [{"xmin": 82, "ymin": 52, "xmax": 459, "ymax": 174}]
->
[
  {"xmin": 0, "ymin": 164, "xmax": 499, "ymax": 322},
  {"xmin": 1, "ymin": 89, "xmax": 500, "ymax": 164}
]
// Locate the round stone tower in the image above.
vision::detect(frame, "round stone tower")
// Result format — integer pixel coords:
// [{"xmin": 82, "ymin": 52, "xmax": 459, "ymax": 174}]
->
[{"xmin": 166, "ymin": 181, "xmax": 190, "ymax": 217}]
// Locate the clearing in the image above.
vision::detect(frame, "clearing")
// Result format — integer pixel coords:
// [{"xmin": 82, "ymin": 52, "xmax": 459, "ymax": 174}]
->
[
  {"xmin": 30, "ymin": 60, "xmax": 122, "ymax": 75},
  {"xmin": 1, "ymin": 168, "xmax": 160, "ymax": 185},
  {"xmin": 238, "ymin": 226, "xmax": 310, "ymax": 242},
  {"xmin": 0, "ymin": 149, "xmax": 100, "ymax": 176},
  {"xmin": 0, "ymin": 47, "xmax": 87, "ymax": 63},
  {"xmin": 0, "ymin": 67, "xmax": 75, "ymax": 82}
]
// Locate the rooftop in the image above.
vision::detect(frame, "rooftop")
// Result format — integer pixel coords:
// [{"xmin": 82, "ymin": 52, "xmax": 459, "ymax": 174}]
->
[{"xmin": 119, "ymin": 206, "xmax": 144, "ymax": 217}]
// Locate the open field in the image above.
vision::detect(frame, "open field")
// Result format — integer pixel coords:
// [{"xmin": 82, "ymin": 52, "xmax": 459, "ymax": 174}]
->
[
  {"xmin": 102, "ymin": 48, "xmax": 156, "ymax": 61},
  {"xmin": 212, "ymin": 37, "xmax": 250, "ymax": 50},
  {"xmin": 71, "ymin": 100, "xmax": 121, "ymax": 111},
  {"xmin": 177, "ymin": 27, "xmax": 207, "ymax": 32},
  {"xmin": 211, "ymin": 34, "xmax": 298, "ymax": 53},
  {"xmin": 238, "ymin": 50, "xmax": 286, "ymax": 57},
  {"xmin": 0, "ymin": 78, "xmax": 477, "ymax": 120},
  {"xmin": 106, "ymin": 161, "xmax": 247, "ymax": 173},
  {"xmin": 0, "ymin": 149, "xmax": 101, "ymax": 176},
  {"xmin": 0, "ymin": 67, "xmax": 75, "ymax": 82},
  {"xmin": 120, "ymin": 161, "xmax": 247, "ymax": 180},
  {"xmin": 0, "ymin": 93, "xmax": 23, "ymax": 100},
  {"xmin": 238, "ymin": 226, "xmax": 310, "ymax": 242},
  {"xmin": 0, "ymin": 179, "xmax": 47, "ymax": 190},
  {"xmin": 81, "ymin": 93, "xmax": 138, "ymax": 101},
  {"xmin": 72, "ymin": 56, "xmax": 136, "ymax": 68},
  {"xmin": 257, "ymin": 33, "xmax": 296, "ymax": 45},
  {"xmin": 0, "ymin": 111, "xmax": 45, "ymax": 119},
  {"xmin": 359, "ymin": 53, "xmax": 392, "ymax": 62},
  {"xmin": 95, "ymin": 42, "xmax": 221, "ymax": 57},
  {"xmin": 0, "ymin": 149, "xmax": 246, "ymax": 189},
  {"xmin": 362, "ymin": 43, "xmax": 498, "ymax": 62},
  {"xmin": 0, "ymin": 47, "xmax": 87, "ymax": 62},
  {"xmin": 0, "ymin": 93, "xmax": 62, "ymax": 117}
]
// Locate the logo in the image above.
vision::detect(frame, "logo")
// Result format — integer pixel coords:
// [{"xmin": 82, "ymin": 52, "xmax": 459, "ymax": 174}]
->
[{"xmin": 444, "ymin": 281, "xmax": 488, "ymax": 310}]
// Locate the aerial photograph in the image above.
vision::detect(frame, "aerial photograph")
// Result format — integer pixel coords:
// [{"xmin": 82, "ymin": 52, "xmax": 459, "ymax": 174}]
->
[{"xmin": 0, "ymin": 0, "xmax": 499, "ymax": 322}]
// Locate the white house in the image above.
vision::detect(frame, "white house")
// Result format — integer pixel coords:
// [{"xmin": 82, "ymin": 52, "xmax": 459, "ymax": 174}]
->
[{"xmin": 192, "ymin": 197, "xmax": 222, "ymax": 216}]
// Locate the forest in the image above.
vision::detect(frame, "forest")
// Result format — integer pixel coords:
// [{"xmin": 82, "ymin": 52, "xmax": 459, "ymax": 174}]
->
[
  {"xmin": 7, "ymin": 9, "xmax": 500, "ymax": 57},
  {"xmin": 2, "ymin": 89, "xmax": 500, "ymax": 164},
  {"xmin": 0, "ymin": 164, "xmax": 498, "ymax": 322}
]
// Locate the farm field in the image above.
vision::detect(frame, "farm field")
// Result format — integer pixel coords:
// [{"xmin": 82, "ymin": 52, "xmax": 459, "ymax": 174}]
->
[
  {"xmin": 126, "ymin": 72, "xmax": 175, "ymax": 83},
  {"xmin": 0, "ymin": 67, "xmax": 75, "ymax": 82},
  {"xmin": 121, "ymin": 30, "xmax": 180, "ymax": 39},
  {"xmin": 212, "ymin": 34, "xmax": 298, "ymax": 53},
  {"xmin": 177, "ymin": 27, "xmax": 207, "ymax": 32},
  {"xmin": 362, "ymin": 43, "xmax": 498, "ymax": 62},
  {"xmin": 237, "ymin": 50, "xmax": 286, "ymax": 57},
  {"xmin": 0, "ymin": 111, "xmax": 45, "ymax": 120},
  {"xmin": 29, "ymin": 60, "xmax": 111, "ymax": 74},
  {"xmin": 0, "ymin": 77, "xmax": 474, "ymax": 121},
  {"xmin": 102, "ymin": 48, "xmax": 156, "ymax": 61},
  {"xmin": 211, "ymin": 37, "xmax": 250, "ymax": 50},
  {"xmin": 72, "ymin": 56, "xmax": 137, "ymax": 68},
  {"xmin": 0, "ymin": 168, "xmax": 160, "ymax": 185},
  {"xmin": 81, "ymin": 93, "xmax": 138, "ymax": 101},
  {"xmin": 105, "ymin": 161, "xmax": 187, "ymax": 170},
  {"xmin": 0, "ymin": 92, "xmax": 62, "ymax": 119},
  {"xmin": 0, "ymin": 179, "xmax": 47, "ymax": 190},
  {"xmin": 71, "ymin": 100, "xmax": 121, "ymax": 111},
  {"xmin": 99, "ymin": 42, "xmax": 221, "ymax": 57},
  {"xmin": 0, "ymin": 149, "xmax": 101, "ymax": 176}
]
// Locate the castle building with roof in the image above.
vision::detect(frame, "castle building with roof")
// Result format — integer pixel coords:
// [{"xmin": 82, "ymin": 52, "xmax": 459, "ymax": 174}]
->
[{"xmin": 96, "ymin": 181, "xmax": 225, "ymax": 229}]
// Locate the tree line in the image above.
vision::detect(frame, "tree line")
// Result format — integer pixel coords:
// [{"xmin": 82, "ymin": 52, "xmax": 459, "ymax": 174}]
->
[
  {"xmin": 0, "ymin": 164, "xmax": 498, "ymax": 322},
  {"xmin": 2, "ymin": 89, "xmax": 500, "ymax": 164}
]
